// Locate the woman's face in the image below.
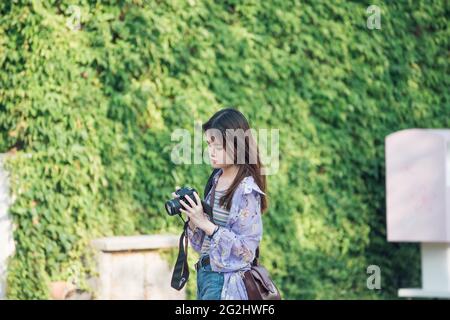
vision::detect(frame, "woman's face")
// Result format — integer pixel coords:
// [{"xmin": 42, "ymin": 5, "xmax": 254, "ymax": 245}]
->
[{"xmin": 205, "ymin": 131, "xmax": 234, "ymax": 168}]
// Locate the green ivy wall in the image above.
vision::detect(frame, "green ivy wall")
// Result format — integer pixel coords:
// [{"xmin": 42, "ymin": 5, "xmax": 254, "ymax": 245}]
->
[{"xmin": 0, "ymin": 0, "xmax": 448, "ymax": 299}]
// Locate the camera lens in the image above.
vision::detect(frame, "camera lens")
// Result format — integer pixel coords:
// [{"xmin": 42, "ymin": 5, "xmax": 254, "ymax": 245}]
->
[
  {"xmin": 165, "ymin": 187, "xmax": 198, "ymax": 216},
  {"xmin": 165, "ymin": 200, "xmax": 178, "ymax": 216}
]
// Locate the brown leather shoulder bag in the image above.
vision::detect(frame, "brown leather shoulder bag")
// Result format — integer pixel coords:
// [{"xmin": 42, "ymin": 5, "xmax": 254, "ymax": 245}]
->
[{"xmin": 243, "ymin": 248, "xmax": 282, "ymax": 300}]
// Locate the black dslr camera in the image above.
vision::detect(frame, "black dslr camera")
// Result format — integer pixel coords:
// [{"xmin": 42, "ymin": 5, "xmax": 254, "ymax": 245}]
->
[{"xmin": 165, "ymin": 187, "xmax": 212, "ymax": 217}]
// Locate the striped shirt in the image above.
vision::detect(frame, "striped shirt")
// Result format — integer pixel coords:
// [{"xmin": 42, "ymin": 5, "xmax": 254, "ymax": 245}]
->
[{"xmin": 201, "ymin": 189, "xmax": 230, "ymax": 255}]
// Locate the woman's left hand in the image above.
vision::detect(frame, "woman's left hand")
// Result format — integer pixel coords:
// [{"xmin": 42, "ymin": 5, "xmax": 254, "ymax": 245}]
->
[{"xmin": 179, "ymin": 192, "xmax": 216, "ymax": 236}]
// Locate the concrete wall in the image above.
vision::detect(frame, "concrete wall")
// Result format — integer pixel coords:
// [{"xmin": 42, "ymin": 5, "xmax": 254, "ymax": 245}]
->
[{"xmin": 91, "ymin": 234, "xmax": 186, "ymax": 300}]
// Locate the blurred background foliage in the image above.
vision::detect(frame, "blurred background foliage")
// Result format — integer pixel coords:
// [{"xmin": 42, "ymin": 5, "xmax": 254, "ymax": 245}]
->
[{"xmin": 0, "ymin": 0, "xmax": 448, "ymax": 299}]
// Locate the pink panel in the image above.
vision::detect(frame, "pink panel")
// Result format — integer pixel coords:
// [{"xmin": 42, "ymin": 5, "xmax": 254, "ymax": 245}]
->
[{"xmin": 385, "ymin": 129, "xmax": 449, "ymax": 242}]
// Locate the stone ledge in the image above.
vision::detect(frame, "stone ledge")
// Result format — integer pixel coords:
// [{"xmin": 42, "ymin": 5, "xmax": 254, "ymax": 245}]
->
[
  {"xmin": 399, "ymin": 288, "xmax": 450, "ymax": 299},
  {"xmin": 91, "ymin": 234, "xmax": 179, "ymax": 252}
]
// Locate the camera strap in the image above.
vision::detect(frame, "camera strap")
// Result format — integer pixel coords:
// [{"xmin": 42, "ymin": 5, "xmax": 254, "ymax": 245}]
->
[
  {"xmin": 171, "ymin": 219, "xmax": 190, "ymax": 290},
  {"xmin": 170, "ymin": 169, "xmax": 219, "ymax": 291},
  {"xmin": 170, "ymin": 198, "xmax": 215, "ymax": 290}
]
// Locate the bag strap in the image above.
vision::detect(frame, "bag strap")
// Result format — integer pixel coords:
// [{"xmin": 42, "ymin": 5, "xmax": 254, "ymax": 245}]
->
[
  {"xmin": 209, "ymin": 177, "xmax": 217, "ymax": 216},
  {"xmin": 204, "ymin": 168, "xmax": 220, "ymax": 198},
  {"xmin": 203, "ymin": 175, "xmax": 217, "ymax": 239},
  {"xmin": 252, "ymin": 247, "xmax": 260, "ymax": 266}
]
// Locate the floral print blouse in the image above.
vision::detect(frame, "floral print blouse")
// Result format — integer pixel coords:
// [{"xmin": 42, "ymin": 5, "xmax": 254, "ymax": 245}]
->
[{"xmin": 186, "ymin": 169, "xmax": 265, "ymax": 300}]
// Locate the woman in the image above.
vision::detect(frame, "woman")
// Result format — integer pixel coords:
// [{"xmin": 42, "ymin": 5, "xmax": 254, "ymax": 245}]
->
[{"xmin": 172, "ymin": 108, "xmax": 267, "ymax": 300}]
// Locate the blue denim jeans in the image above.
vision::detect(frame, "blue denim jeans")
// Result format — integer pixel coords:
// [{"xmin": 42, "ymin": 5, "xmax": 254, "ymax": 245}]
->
[{"xmin": 196, "ymin": 255, "xmax": 224, "ymax": 300}]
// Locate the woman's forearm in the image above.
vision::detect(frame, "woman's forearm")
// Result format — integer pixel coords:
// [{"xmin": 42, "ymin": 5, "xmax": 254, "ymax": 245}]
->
[{"xmin": 186, "ymin": 221, "xmax": 205, "ymax": 253}]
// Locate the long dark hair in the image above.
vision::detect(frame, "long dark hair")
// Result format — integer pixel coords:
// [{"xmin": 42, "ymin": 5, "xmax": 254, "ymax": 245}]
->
[{"xmin": 202, "ymin": 108, "xmax": 267, "ymax": 213}]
